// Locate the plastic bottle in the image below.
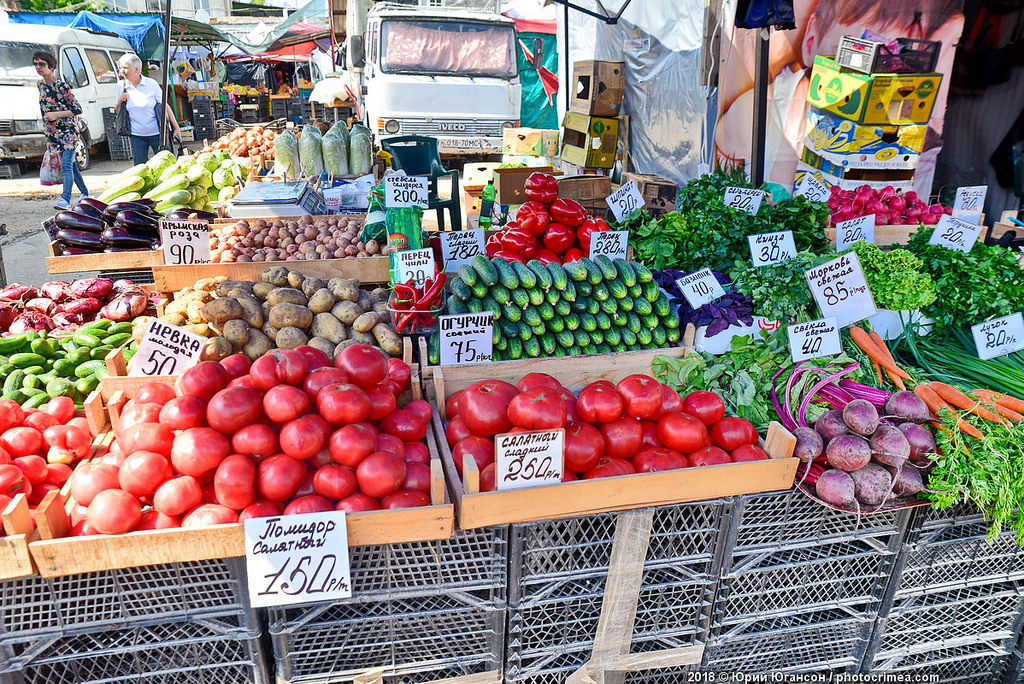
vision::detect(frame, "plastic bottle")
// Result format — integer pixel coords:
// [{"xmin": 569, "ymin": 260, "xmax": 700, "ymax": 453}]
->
[{"xmin": 478, "ymin": 180, "xmax": 496, "ymax": 229}]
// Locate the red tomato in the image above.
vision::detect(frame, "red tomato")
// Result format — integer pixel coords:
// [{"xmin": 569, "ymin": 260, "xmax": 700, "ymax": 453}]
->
[
  {"xmin": 632, "ymin": 447, "xmax": 687, "ymax": 473},
  {"xmin": 284, "ymin": 494, "xmax": 334, "ymax": 515},
  {"xmin": 227, "ymin": 376, "xmax": 256, "ymax": 389},
  {"xmin": 690, "ymin": 446, "xmax": 731, "ymax": 467},
  {"xmin": 99, "ymin": 449, "xmax": 125, "ymax": 467},
  {"xmin": 562, "ymin": 470, "xmax": 578, "ymax": 482},
  {"xmin": 257, "ymin": 454, "xmax": 306, "ymax": 501},
  {"xmin": 317, "ymin": 384, "xmax": 372, "ymax": 425},
  {"xmin": 404, "ymin": 400, "xmax": 432, "ymax": 423},
  {"xmin": 356, "ymin": 451, "xmax": 407, "ymax": 498},
  {"xmin": 335, "ymin": 344, "xmax": 389, "ymax": 390},
  {"xmin": 170, "ymin": 427, "xmax": 230, "ymax": 477},
  {"xmin": 1, "ymin": 427, "xmax": 42, "ymax": 457},
  {"xmin": 659, "ymin": 385, "xmax": 684, "ymax": 417},
  {"xmin": 175, "ymin": 361, "xmax": 229, "ymax": 399},
  {"xmin": 280, "ymin": 415, "xmax": 328, "ymax": 460},
  {"xmin": 69, "ymin": 462, "xmax": 119, "ymax": 506},
  {"xmin": 585, "ymin": 380, "xmax": 616, "ymax": 392},
  {"xmin": 382, "ymin": 490, "xmax": 431, "ymax": 508},
  {"xmin": 379, "ymin": 409, "xmax": 428, "ymax": 442},
  {"xmin": 557, "ymin": 388, "xmax": 579, "ymax": 423},
  {"xmin": 731, "ymin": 444, "xmax": 769, "ymax": 462},
  {"xmin": 516, "ymin": 373, "xmax": 563, "ymax": 392},
  {"xmin": 453, "ymin": 436, "xmax": 494, "ymax": 476},
  {"xmin": 387, "ymin": 358, "xmax": 412, "ymax": 394},
  {"xmin": 28, "ymin": 483, "xmax": 58, "ymax": 506},
  {"xmin": 22, "ymin": 411, "xmax": 58, "ymax": 433},
  {"xmin": 710, "ymin": 417, "xmax": 759, "ymax": 451},
  {"xmin": 206, "ymin": 387, "xmax": 264, "ymax": 435},
  {"xmin": 376, "ymin": 433, "xmax": 406, "ymax": 458},
  {"xmin": 220, "ymin": 353, "xmax": 252, "ymax": 381},
  {"xmin": 153, "ymin": 476, "xmax": 203, "ymax": 517},
  {"xmin": 239, "ymin": 500, "xmax": 284, "ymax": 521},
  {"xmin": 329, "ymin": 423, "xmax": 378, "ymax": 467},
  {"xmin": 250, "ymin": 349, "xmax": 308, "ymax": 392},
  {"xmin": 365, "ymin": 385, "xmax": 398, "ymax": 421},
  {"xmin": 479, "ymin": 463, "xmax": 496, "ymax": 492},
  {"xmin": 445, "ymin": 390, "xmax": 465, "ymax": 418},
  {"xmin": 232, "ymin": 424, "xmax": 278, "ymax": 457},
  {"xmin": 42, "ymin": 424, "xmax": 91, "ymax": 464},
  {"xmin": 134, "ymin": 382, "xmax": 176, "ymax": 407},
  {"xmin": 507, "ymin": 387, "xmax": 567, "ymax": 430},
  {"xmin": 118, "ymin": 450, "xmax": 172, "ymax": 497},
  {"xmin": 182, "ymin": 504, "xmax": 238, "ymax": 528},
  {"xmin": 136, "ymin": 510, "xmax": 180, "ymax": 530},
  {"xmin": 639, "ymin": 421, "xmax": 662, "ymax": 448},
  {"xmin": 43, "ymin": 396, "xmax": 76, "ymax": 423},
  {"xmin": 71, "ymin": 519, "xmax": 97, "ymax": 536},
  {"xmin": 294, "ymin": 345, "xmax": 331, "ymax": 370},
  {"xmin": 87, "ymin": 489, "xmax": 141, "ymax": 534},
  {"xmin": 263, "ymin": 385, "xmax": 311, "ymax": 423},
  {"xmin": 336, "ymin": 492, "xmax": 381, "ymax": 512},
  {"xmin": 0, "ymin": 399, "xmax": 24, "ymax": 432},
  {"xmin": 0, "ymin": 445, "xmax": 9, "ymax": 466},
  {"xmin": 601, "ymin": 417, "xmax": 643, "ymax": 460},
  {"xmin": 44, "ymin": 462, "xmax": 72, "ymax": 487},
  {"xmin": 564, "ymin": 422, "xmax": 604, "ymax": 473},
  {"xmin": 0, "ymin": 463, "xmax": 27, "ymax": 498},
  {"xmin": 214, "ymin": 454, "xmax": 257, "ymax": 510},
  {"xmin": 116, "ymin": 402, "xmax": 162, "ymax": 435},
  {"xmin": 120, "ymin": 422, "xmax": 174, "ymax": 457},
  {"xmin": 657, "ymin": 413, "xmax": 708, "ymax": 454},
  {"xmin": 616, "ymin": 375, "xmax": 663, "ymax": 420},
  {"xmin": 459, "ymin": 381, "xmax": 518, "ymax": 436},
  {"xmin": 159, "ymin": 395, "xmax": 207, "ymax": 430},
  {"xmin": 582, "ymin": 457, "xmax": 636, "ymax": 479},
  {"xmin": 303, "ymin": 367, "xmax": 350, "ymax": 400},
  {"xmin": 683, "ymin": 391, "xmax": 726, "ymax": 426},
  {"xmin": 404, "ymin": 441, "xmax": 430, "ymax": 465},
  {"xmin": 13, "ymin": 455, "xmax": 46, "ymax": 485},
  {"xmin": 445, "ymin": 416, "xmax": 473, "ymax": 447},
  {"xmin": 313, "ymin": 463, "xmax": 358, "ymax": 500},
  {"xmin": 65, "ymin": 416, "xmax": 90, "ymax": 434},
  {"xmin": 577, "ymin": 387, "xmax": 624, "ymax": 424},
  {"xmin": 401, "ymin": 461, "xmax": 432, "ymax": 492}
]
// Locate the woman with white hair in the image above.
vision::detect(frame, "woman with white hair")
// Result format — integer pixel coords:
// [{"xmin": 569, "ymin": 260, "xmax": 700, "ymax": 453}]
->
[{"xmin": 114, "ymin": 53, "xmax": 181, "ymax": 165}]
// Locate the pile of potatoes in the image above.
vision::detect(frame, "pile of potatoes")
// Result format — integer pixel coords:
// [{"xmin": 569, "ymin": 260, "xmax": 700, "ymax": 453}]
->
[
  {"xmin": 159, "ymin": 265, "xmax": 403, "ymax": 361},
  {"xmin": 210, "ymin": 215, "xmax": 385, "ymax": 264}
]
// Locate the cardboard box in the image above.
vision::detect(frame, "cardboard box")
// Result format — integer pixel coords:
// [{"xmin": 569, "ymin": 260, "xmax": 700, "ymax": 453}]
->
[
  {"xmin": 621, "ymin": 172, "xmax": 678, "ymax": 216},
  {"xmin": 462, "ymin": 161, "xmax": 501, "ymax": 191},
  {"xmin": 804, "ymin": 108, "xmax": 924, "ymax": 170},
  {"xmin": 806, "ymin": 55, "xmax": 942, "ymax": 125},
  {"xmin": 561, "ymin": 112, "xmax": 619, "ymax": 169},
  {"xmin": 558, "ymin": 175, "xmax": 612, "ymax": 203},
  {"xmin": 570, "ymin": 60, "xmax": 625, "ymax": 116},
  {"xmin": 796, "ymin": 147, "xmax": 915, "ymax": 192},
  {"xmin": 559, "ymin": 162, "xmax": 610, "ymax": 177},
  {"xmin": 494, "ymin": 165, "xmax": 554, "ymax": 205},
  {"xmin": 502, "ymin": 127, "xmax": 559, "ymax": 157}
]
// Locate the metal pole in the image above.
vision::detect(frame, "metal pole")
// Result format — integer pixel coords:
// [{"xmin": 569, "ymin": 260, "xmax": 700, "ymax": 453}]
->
[
  {"xmin": 563, "ymin": 2, "xmax": 570, "ymax": 112},
  {"xmin": 159, "ymin": 0, "xmax": 174, "ymax": 144},
  {"xmin": 750, "ymin": 27, "xmax": 769, "ymax": 186}
]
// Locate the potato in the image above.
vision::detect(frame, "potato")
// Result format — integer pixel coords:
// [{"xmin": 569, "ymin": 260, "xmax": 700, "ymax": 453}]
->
[
  {"xmin": 352, "ymin": 311, "xmax": 380, "ymax": 333},
  {"xmin": 165, "ymin": 300, "xmax": 188, "ymax": 316},
  {"xmin": 307, "ymin": 336, "xmax": 336, "ymax": 360},
  {"xmin": 372, "ymin": 323, "xmax": 403, "ymax": 357},
  {"xmin": 311, "ymin": 313, "xmax": 347, "ymax": 344},
  {"xmin": 186, "ymin": 300, "xmax": 206, "ymax": 323},
  {"xmin": 215, "ymin": 280, "xmax": 254, "ymax": 297},
  {"xmin": 372, "ymin": 300, "xmax": 389, "ymax": 315},
  {"xmin": 201, "ymin": 298, "xmax": 244, "ymax": 325},
  {"xmin": 275, "ymin": 326, "xmax": 309, "ymax": 349},
  {"xmin": 286, "ymin": 271, "xmax": 304, "ymax": 289},
  {"xmin": 269, "ymin": 303, "xmax": 313, "ymax": 330},
  {"xmin": 331, "ymin": 279, "xmax": 360, "ymax": 302},
  {"xmin": 160, "ymin": 312, "xmax": 187, "ymax": 327},
  {"xmin": 261, "ymin": 266, "xmax": 290, "ymax": 286},
  {"xmin": 357, "ymin": 292, "xmax": 376, "ymax": 312},
  {"xmin": 350, "ymin": 329, "xmax": 376, "ymax": 345},
  {"xmin": 223, "ymin": 319, "xmax": 250, "ymax": 348},
  {"xmin": 262, "ymin": 323, "xmax": 281, "ymax": 341},
  {"xmin": 243, "ymin": 328, "xmax": 274, "ymax": 360},
  {"xmin": 327, "ymin": 278, "xmax": 343, "ymax": 292},
  {"xmin": 266, "ymin": 287, "xmax": 307, "ymax": 307},
  {"xmin": 371, "ymin": 287, "xmax": 389, "ymax": 301},
  {"xmin": 235, "ymin": 295, "xmax": 265, "ymax": 328},
  {"xmin": 307, "ymin": 288, "xmax": 336, "ymax": 314},
  {"xmin": 194, "ymin": 277, "xmax": 219, "ymax": 292},
  {"xmin": 330, "ymin": 301, "xmax": 363, "ymax": 325},
  {"xmin": 334, "ymin": 339, "xmax": 359, "ymax": 357},
  {"xmin": 252, "ymin": 282, "xmax": 275, "ymax": 299},
  {"xmin": 201, "ymin": 337, "xmax": 233, "ymax": 361},
  {"xmin": 185, "ymin": 323, "xmax": 210, "ymax": 337},
  {"xmin": 301, "ymin": 276, "xmax": 327, "ymax": 298}
]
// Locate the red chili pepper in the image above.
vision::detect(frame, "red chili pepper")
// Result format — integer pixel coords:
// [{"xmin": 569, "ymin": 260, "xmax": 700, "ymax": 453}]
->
[
  {"xmin": 542, "ymin": 222, "xmax": 576, "ymax": 255},
  {"xmin": 524, "ymin": 172, "xmax": 559, "ymax": 205},
  {"xmin": 396, "ymin": 311, "xmax": 420, "ymax": 332},
  {"xmin": 516, "ymin": 202, "xmax": 551, "ymax": 236},
  {"xmin": 577, "ymin": 217, "xmax": 611, "ymax": 252},
  {"xmin": 550, "ymin": 198, "xmax": 588, "ymax": 228},
  {"xmin": 394, "ymin": 282, "xmax": 417, "ymax": 301},
  {"xmin": 419, "ymin": 272, "xmax": 446, "ymax": 306}
]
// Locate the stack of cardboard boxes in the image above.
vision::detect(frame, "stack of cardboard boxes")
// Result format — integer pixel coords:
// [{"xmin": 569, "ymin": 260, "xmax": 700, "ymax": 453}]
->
[{"xmin": 560, "ymin": 60, "xmax": 625, "ymax": 174}]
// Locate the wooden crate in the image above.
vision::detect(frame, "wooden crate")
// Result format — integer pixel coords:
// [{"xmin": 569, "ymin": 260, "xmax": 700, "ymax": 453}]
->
[
  {"xmin": 824, "ymin": 214, "xmax": 985, "ymax": 248},
  {"xmin": 424, "ymin": 349, "xmax": 798, "ymax": 529},
  {"xmin": 0, "ymin": 495, "xmax": 36, "ymax": 580},
  {"xmin": 151, "ymin": 256, "xmax": 389, "ymax": 291},
  {"xmin": 46, "ymin": 241, "xmax": 164, "ymax": 274}
]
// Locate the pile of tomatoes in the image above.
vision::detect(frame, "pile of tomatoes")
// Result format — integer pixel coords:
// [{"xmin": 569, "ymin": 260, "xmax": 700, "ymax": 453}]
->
[
  {"xmin": 444, "ymin": 373, "xmax": 767, "ymax": 490},
  {"xmin": 68, "ymin": 344, "xmax": 434, "ymax": 537}
]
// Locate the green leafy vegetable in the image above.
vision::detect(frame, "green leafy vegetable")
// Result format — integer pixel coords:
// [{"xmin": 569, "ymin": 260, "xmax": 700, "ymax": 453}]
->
[
  {"xmin": 846, "ymin": 241, "xmax": 935, "ymax": 311},
  {"xmin": 622, "ymin": 209, "xmax": 687, "ymax": 270},
  {"xmin": 728, "ymin": 252, "xmax": 820, "ymax": 323}
]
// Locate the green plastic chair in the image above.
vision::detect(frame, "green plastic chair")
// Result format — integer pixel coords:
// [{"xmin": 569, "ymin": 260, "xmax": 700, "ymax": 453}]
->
[{"xmin": 381, "ymin": 135, "xmax": 462, "ymax": 232}]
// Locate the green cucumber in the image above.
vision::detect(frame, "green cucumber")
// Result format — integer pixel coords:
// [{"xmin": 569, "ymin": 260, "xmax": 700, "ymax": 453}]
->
[
  {"xmin": 493, "ymin": 258, "xmax": 519, "ymax": 290},
  {"xmin": 526, "ymin": 261, "xmax": 553, "ymax": 289},
  {"xmin": 546, "ymin": 262, "xmax": 568, "ymax": 290},
  {"xmin": 457, "ymin": 264, "xmax": 478, "ymax": 288},
  {"xmin": 615, "ymin": 259, "xmax": 637, "ymax": 287},
  {"xmin": 489, "ymin": 283, "xmax": 511, "ymax": 305},
  {"xmin": 72, "ymin": 332, "xmax": 102, "ymax": 348},
  {"xmin": 469, "ymin": 280, "xmax": 489, "ymax": 299},
  {"xmin": 9, "ymin": 353, "xmax": 45, "ymax": 368},
  {"xmin": 74, "ymin": 360, "xmax": 107, "ymax": 379},
  {"xmin": 593, "ymin": 254, "xmax": 618, "ymax": 280},
  {"xmin": 511, "ymin": 261, "xmax": 537, "ymax": 289},
  {"xmin": 471, "ymin": 254, "xmax": 499, "ymax": 286}
]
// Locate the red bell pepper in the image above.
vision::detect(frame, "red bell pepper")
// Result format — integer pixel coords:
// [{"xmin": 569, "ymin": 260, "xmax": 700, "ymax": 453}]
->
[
  {"xmin": 515, "ymin": 202, "xmax": 551, "ymax": 236},
  {"xmin": 533, "ymin": 247, "xmax": 561, "ymax": 265},
  {"xmin": 493, "ymin": 250, "xmax": 527, "ymax": 264},
  {"xmin": 577, "ymin": 217, "xmax": 611, "ymax": 252},
  {"xmin": 550, "ymin": 198, "xmax": 588, "ymax": 228},
  {"xmin": 500, "ymin": 229, "xmax": 537, "ymax": 259},
  {"xmin": 542, "ymin": 222, "xmax": 576, "ymax": 256},
  {"xmin": 485, "ymin": 233, "xmax": 503, "ymax": 257},
  {"xmin": 563, "ymin": 247, "xmax": 586, "ymax": 263},
  {"xmin": 524, "ymin": 173, "xmax": 559, "ymax": 205}
]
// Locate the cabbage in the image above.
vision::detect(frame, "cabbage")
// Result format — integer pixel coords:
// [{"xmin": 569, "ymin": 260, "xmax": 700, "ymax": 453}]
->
[
  {"xmin": 322, "ymin": 131, "xmax": 349, "ymax": 176},
  {"xmin": 212, "ymin": 167, "xmax": 233, "ymax": 189},
  {"xmin": 327, "ymin": 121, "xmax": 350, "ymax": 148},
  {"xmin": 213, "ymin": 149, "xmax": 230, "ymax": 162},
  {"xmin": 275, "ymin": 130, "xmax": 300, "ymax": 177},
  {"xmin": 196, "ymin": 152, "xmax": 220, "ymax": 172},
  {"xmin": 299, "ymin": 125, "xmax": 325, "ymax": 177},
  {"xmin": 220, "ymin": 158, "xmax": 236, "ymax": 170},
  {"xmin": 146, "ymin": 150, "xmax": 175, "ymax": 175},
  {"xmin": 218, "ymin": 186, "xmax": 236, "ymax": 202},
  {"xmin": 176, "ymin": 156, "xmax": 195, "ymax": 171},
  {"xmin": 349, "ymin": 125, "xmax": 372, "ymax": 176}
]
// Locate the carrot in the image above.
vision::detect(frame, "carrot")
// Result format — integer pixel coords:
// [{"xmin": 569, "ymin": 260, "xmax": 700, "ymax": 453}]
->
[
  {"xmin": 929, "ymin": 381, "xmax": 1006, "ymax": 425},
  {"xmin": 931, "ymin": 419, "xmax": 984, "ymax": 441},
  {"xmin": 972, "ymin": 389, "xmax": 1024, "ymax": 414},
  {"xmin": 872, "ymin": 360, "xmax": 884, "ymax": 385},
  {"xmin": 849, "ymin": 327, "xmax": 911, "ymax": 380},
  {"xmin": 884, "ymin": 369, "xmax": 907, "ymax": 391},
  {"xmin": 869, "ymin": 330, "xmax": 913, "ymax": 383},
  {"xmin": 914, "ymin": 383, "xmax": 950, "ymax": 416},
  {"xmin": 978, "ymin": 400, "xmax": 1023, "ymax": 422}
]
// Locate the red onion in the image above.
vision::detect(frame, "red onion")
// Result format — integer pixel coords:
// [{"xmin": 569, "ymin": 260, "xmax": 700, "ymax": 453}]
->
[
  {"xmin": 62, "ymin": 297, "xmax": 102, "ymax": 315},
  {"xmin": 9, "ymin": 311, "xmax": 54, "ymax": 333},
  {"xmin": 0, "ymin": 284, "xmax": 37, "ymax": 301},
  {"xmin": 99, "ymin": 292, "xmax": 147, "ymax": 322},
  {"xmin": 69, "ymin": 278, "xmax": 113, "ymax": 300},
  {"xmin": 24, "ymin": 297, "xmax": 56, "ymax": 315},
  {"xmin": 40, "ymin": 281, "xmax": 71, "ymax": 302},
  {"xmin": 51, "ymin": 312, "xmax": 83, "ymax": 328},
  {"xmin": 0, "ymin": 303, "xmax": 16, "ymax": 331}
]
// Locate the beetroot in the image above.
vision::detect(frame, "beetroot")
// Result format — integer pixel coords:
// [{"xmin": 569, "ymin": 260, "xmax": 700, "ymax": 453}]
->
[
  {"xmin": 793, "ymin": 426, "xmax": 824, "ymax": 462},
  {"xmin": 8, "ymin": 311, "xmax": 54, "ymax": 333},
  {"xmin": 24, "ymin": 297, "xmax": 56, "ymax": 315},
  {"xmin": 898, "ymin": 422, "xmax": 936, "ymax": 462},
  {"xmin": 0, "ymin": 284, "xmax": 37, "ymax": 301},
  {"xmin": 815, "ymin": 469, "xmax": 857, "ymax": 507},
  {"xmin": 850, "ymin": 463, "xmax": 892, "ymax": 505},
  {"xmin": 826, "ymin": 434, "xmax": 872, "ymax": 472},
  {"xmin": 889, "ymin": 463, "xmax": 926, "ymax": 497},
  {"xmin": 39, "ymin": 281, "xmax": 71, "ymax": 302},
  {"xmin": 843, "ymin": 399, "xmax": 879, "ymax": 436},
  {"xmin": 69, "ymin": 278, "xmax": 113, "ymax": 300},
  {"xmin": 869, "ymin": 424, "xmax": 911, "ymax": 468},
  {"xmin": 815, "ymin": 410, "xmax": 849, "ymax": 442},
  {"xmin": 0, "ymin": 303, "xmax": 15, "ymax": 331},
  {"xmin": 63, "ymin": 297, "xmax": 103, "ymax": 315},
  {"xmin": 885, "ymin": 391, "xmax": 930, "ymax": 424}
]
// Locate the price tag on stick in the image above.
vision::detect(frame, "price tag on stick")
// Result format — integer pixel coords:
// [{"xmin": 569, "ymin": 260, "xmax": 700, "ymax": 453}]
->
[
  {"xmin": 394, "ymin": 248, "xmax": 435, "ymax": 287},
  {"xmin": 787, "ymin": 317, "xmax": 842, "ymax": 363},
  {"xmin": 676, "ymin": 268, "xmax": 726, "ymax": 309},
  {"xmin": 440, "ymin": 229, "xmax": 483, "ymax": 273},
  {"xmin": 495, "ymin": 429, "xmax": 564, "ymax": 490},
  {"xmin": 724, "ymin": 187, "xmax": 766, "ymax": 215},
  {"xmin": 588, "ymin": 230, "xmax": 629, "ymax": 261},
  {"xmin": 805, "ymin": 252, "xmax": 877, "ymax": 328},
  {"xmin": 129, "ymin": 319, "xmax": 205, "ymax": 377},
  {"xmin": 385, "ymin": 175, "xmax": 429, "ymax": 208},
  {"xmin": 159, "ymin": 219, "xmax": 210, "ymax": 265},
  {"xmin": 439, "ymin": 313, "xmax": 494, "ymax": 365},
  {"xmin": 747, "ymin": 230, "xmax": 797, "ymax": 267},
  {"xmin": 794, "ymin": 175, "xmax": 830, "ymax": 203},
  {"xmin": 605, "ymin": 181, "xmax": 644, "ymax": 221},
  {"xmin": 953, "ymin": 185, "xmax": 987, "ymax": 219},
  {"xmin": 244, "ymin": 510, "xmax": 352, "ymax": 608},
  {"xmin": 929, "ymin": 214, "xmax": 983, "ymax": 252},
  {"xmin": 972, "ymin": 312, "xmax": 1024, "ymax": 360},
  {"xmin": 834, "ymin": 214, "xmax": 875, "ymax": 251}
]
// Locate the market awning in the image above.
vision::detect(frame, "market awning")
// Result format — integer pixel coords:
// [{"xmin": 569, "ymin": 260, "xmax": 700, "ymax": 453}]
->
[
  {"xmin": 168, "ymin": 16, "xmax": 237, "ymax": 47},
  {"xmin": 5, "ymin": 11, "xmax": 166, "ymax": 60}
]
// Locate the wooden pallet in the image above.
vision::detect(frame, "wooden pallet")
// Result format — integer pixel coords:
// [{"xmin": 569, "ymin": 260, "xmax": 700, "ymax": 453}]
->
[{"xmin": 46, "ymin": 241, "xmax": 164, "ymax": 274}]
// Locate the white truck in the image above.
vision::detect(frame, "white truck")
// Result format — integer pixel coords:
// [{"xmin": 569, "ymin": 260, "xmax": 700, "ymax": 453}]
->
[{"xmin": 346, "ymin": 1, "xmax": 521, "ymax": 156}]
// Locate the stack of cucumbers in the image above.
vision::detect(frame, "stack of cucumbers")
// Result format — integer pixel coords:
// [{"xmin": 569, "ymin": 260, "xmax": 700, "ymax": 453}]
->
[
  {"xmin": 0, "ymin": 319, "xmax": 139, "ymax": 409},
  {"xmin": 428, "ymin": 255, "xmax": 681, "ymax": 363}
]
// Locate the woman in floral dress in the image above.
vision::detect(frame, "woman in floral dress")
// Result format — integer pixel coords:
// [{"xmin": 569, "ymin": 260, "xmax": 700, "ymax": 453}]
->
[{"xmin": 33, "ymin": 50, "xmax": 88, "ymax": 210}]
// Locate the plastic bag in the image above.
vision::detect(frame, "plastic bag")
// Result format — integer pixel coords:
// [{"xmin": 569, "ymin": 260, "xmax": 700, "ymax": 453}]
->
[
  {"xmin": 349, "ymin": 124, "xmax": 372, "ymax": 176},
  {"xmin": 40, "ymin": 147, "xmax": 63, "ymax": 186},
  {"xmin": 298, "ymin": 124, "xmax": 325, "ymax": 177},
  {"xmin": 322, "ymin": 131, "xmax": 349, "ymax": 177},
  {"xmin": 361, "ymin": 183, "xmax": 387, "ymax": 243},
  {"xmin": 274, "ymin": 130, "xmax": 300, "ymax": 178},
  {"xmin": 327, "ymin": 120, "xmax": 350, "ymax": 148}
]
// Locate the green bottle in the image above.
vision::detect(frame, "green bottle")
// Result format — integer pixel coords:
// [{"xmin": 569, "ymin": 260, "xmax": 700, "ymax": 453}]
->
[{"xmin": 479, "ymin": 179, "xmax": 496, "ymax": 229}]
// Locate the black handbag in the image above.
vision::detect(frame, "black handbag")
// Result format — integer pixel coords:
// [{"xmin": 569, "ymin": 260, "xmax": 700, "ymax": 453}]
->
[{"xmin": 114, "ymin": 84, "xmax": 131, "ymax": 137}]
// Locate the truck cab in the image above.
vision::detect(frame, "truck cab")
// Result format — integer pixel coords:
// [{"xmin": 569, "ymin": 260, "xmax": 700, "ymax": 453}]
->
[{"xmin": 351, "ymin": 3, "xmax": 521, "ymax": 156}]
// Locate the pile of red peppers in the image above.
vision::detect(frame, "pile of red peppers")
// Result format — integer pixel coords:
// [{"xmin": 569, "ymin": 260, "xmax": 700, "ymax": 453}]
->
[
  {"xmin": 392, "ymin": 273, "xmax": 446, "ymax": 333},
  {"xmin": 485, "ymin": 172, "xmax": 611, "ymax": 265}
]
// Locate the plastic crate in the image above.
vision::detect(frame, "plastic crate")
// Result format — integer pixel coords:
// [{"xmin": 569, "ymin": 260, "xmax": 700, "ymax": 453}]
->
[
  {"xmin": 836, "ymin": 36, "xmax": 940, "ymax": 74},
  {"xmin": 102, "ymin": 107, "xmax": 131, "ymax": 162},
  {"xmin": 872, "ymin": 641, "xmax": 1013, "ymax": 679}
]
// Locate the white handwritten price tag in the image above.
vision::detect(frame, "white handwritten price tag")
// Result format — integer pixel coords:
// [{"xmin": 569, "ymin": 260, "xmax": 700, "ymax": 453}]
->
[
  {"xmin": 588, "ymin": 230, "xmax": 629, "ymax": 261},
  {"xmin": 158, "ymin": 219, "xmax": 210, "ymax": 265},
  {"xmin": 835, "ymin": 214, "xmax": 875, "ymax": 251},
  {"xmin": 929, "ymin": 214, "xmax": 982, "ymax": 253},
  {"xmin": 495, "ymin": 429, "xmax": 564, "ymax": 490},
  {"xmin": 439, "ymin": 313, "xmax": 493, "ymax": 365},
  {"xmin": 129, "ymin": 319, "xmax": 205, "ymax": 377},
  {"xmin": 676, "ymin": 268, "xmax": 726, "ymax": 309},
  {"xmin": 795, "ymin": 174, "xmax": 831, "ymax": 203},
  {"xmin": 747, "ymin": 230, "xmax": 797, "ymax": 267},
  {"xmin": 441, "ymin": 229, "xmax": 483, "ymax": 273},
  {"xmin": 394, "ymin": 248, "xmax": 435, "ymax": 286},
  {"xmin": 385, "ymin": 175, "xmax": 429, "ymax": 208},
  {"xmin": 605, "ymin": 181, "xmax": 644, "ymax": 221},
  {"xmin": 972, "ymin": 312, "xmax": 1024, "ymax": 361},
  {"xmin": 724, "ymin": 187, "xmax": 766, "ymax": 215},
  {"xmin": 805, "ymin": 252, "xmax": 877, "ymax": 328},
  {"xmin": 244, "ymin": 511, "xmax": 352, "ymax": 608},
  {"xmin": 953, "ymin": 185, "xmax": 986, "ymax": 219},
  {"xmin": 787, "ymin": 317, "xmax": 842, "ymax": 363}
]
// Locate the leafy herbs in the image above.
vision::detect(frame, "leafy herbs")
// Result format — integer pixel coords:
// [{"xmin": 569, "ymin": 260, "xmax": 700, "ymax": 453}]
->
[
  {"xmin": 622, "ymin": 210, "xmax": 687, "ymax": 270},
  {"xmin": 846, "ymin": 241, "xmax": 936, "ymax": 311},
  {"xmin": 728, "ymin": 252, "xmax": 821, "ymax": 323},
  {"xmin": 653, "ymin": 269, "xmax": 754, "ymax": 337}
]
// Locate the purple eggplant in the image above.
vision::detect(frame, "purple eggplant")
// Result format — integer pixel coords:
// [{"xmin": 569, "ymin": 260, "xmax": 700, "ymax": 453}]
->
[
  {"xmin": 101, "ymin": 226, "xmax": 159, "ymax": 249},
  {"xmin": 55, "ymin": 210, "xmax": 104, "ymax": 234},
  {"xmin": 104, "ymin": 245, "xmax": 158, "ymax": 253},
  {"xmin": 113, "ymin": 219, "xmax": 160, "ymax": 238},
  {"xmin": 56, "ymin": 228, "xmax": 104, "ymax": 248},
  {"xmin": 59, "ymin": 245, "xmax": 103, "ymax": 255},
  {"xmin": 73, "ymin": 202, "xmax": 104, "ymax": 221},
  {"xmin": 76, "ymin": 197, "xmax": 108, "ymax": 213},
  {"xmin": 116, "ymin": 209, "xmax": 158, "ymax": 227},
  {"xmin": 103, "ymin": 201, "xmax": 159, "ymax": 222}
]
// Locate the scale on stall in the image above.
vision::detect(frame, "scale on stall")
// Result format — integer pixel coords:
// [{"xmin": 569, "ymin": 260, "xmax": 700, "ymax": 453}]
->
[{"xmin": 227, "ymin": 181, "xmax": 327, "ymax": 218}]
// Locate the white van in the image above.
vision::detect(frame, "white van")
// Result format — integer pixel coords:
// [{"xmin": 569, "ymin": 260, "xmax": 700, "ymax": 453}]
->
[{"xmin": 0, "ymin": 25, "xmax": 137, "ymax": 169}]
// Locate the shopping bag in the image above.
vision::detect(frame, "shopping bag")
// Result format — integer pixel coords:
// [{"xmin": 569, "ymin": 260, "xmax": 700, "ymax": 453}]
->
[
  {"xmin": 115, "ymin": 86, "xmax": 132, "ymax": 137},
  {"xmin": 40, "ymin": 147, "xmax": 63, "ymax": 187}
]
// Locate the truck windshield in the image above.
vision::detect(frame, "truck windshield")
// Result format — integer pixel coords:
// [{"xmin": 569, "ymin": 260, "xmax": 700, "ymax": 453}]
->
[
  {"xmin": 0, "ymin": 41, "xmax": 55, "ymax": 84},
  {"xmin": 380, "ymin": 20, "xmax": 515, "ymax": 79}
]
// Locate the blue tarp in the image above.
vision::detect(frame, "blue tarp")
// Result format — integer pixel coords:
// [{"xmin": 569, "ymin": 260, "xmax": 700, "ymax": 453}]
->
[{"xmin": 7, "ymin": 12, "xmax": 165, "ymax": 60}]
